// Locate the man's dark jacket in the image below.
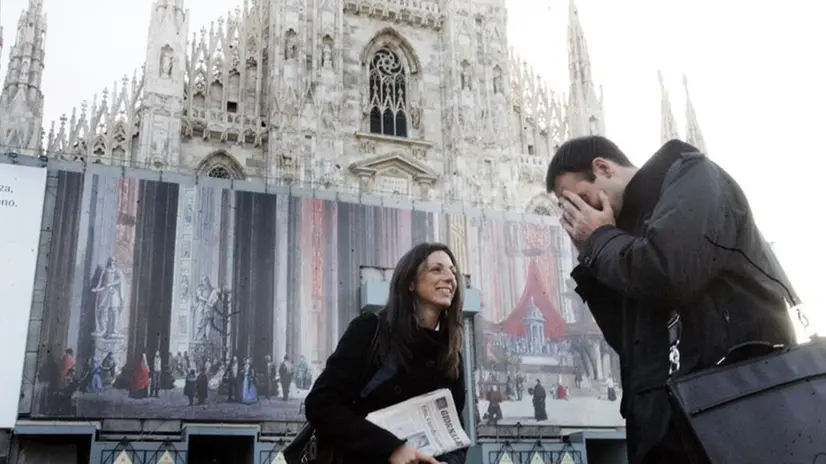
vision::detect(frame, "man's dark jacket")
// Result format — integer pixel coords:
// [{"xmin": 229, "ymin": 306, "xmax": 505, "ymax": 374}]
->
[{"xmin": 571, "ymin": 140, "xmax": 797, "ymax": 463}]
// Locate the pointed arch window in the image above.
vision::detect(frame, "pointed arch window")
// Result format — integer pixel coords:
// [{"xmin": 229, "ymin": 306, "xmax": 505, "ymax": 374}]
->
[
  {"xmin": 368, "ymin": 48, "xmax": 408, "ymax": 138},
  {"xmin": 198, "ymin": 152, "xmax": 245, "ymax": 180}
]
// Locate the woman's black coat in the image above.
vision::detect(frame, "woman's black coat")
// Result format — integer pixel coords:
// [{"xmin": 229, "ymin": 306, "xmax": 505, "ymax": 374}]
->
[{"xmin": 304, "ymin": 312, "xmax": 467, "ymax": 464}]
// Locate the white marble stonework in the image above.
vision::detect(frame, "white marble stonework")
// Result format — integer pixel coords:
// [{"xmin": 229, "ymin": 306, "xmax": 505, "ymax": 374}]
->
[{"xmin": 1, "ymin": 0, "xmax": 708, "ymax": 210}]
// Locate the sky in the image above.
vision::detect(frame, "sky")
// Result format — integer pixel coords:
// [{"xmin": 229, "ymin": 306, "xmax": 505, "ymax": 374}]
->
[{"xmin": 2, "ymin": 0, "xmax": 824, "ymax": 335}]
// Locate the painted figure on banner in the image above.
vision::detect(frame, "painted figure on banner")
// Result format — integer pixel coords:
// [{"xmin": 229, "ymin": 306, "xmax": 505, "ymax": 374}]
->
[
  {"xmin": 100, "ymin": 353, "xmax": 116, "ymax": 386},
  {"xmin": 86, "ymin": 355, "xmax": 103, "ymax": 394},
  {"xmin": 241, "ymin": 358, "xmax": 258, "ymax": 405},
  {"xmin": 261, "ymin": 355, "xmax": 277, "ymax": 400},
  {"xmin": 278, "ymin": 356, "xmax": 293, "ymax": 401},
  {"xmin": 130, "ymin": 353, "xmax": 150, "ymax": 399},
  {"xmin": 193, "ymin": 276, "xmax": 220, "ymax": 341},
  {"xmin": 225, "ymin": 356, "xmax": 240, "ymax": 402},
  {"xmin": 91, "ymin": 257, "xmax": 125, "ymax": 338}
]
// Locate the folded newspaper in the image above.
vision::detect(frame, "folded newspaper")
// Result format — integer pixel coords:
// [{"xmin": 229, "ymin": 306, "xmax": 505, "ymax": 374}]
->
[{"xmin": 366, "ymin": 388, "xmax": 472, "ymax": 457}]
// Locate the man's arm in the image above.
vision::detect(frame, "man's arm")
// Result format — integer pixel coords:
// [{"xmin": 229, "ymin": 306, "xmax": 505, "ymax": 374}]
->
[
  {"xmin": 579, "ymin": 155, "xmax": 741, "ymax": 307},
  {"xmin": 571, "ymin": 265, "xmax": 624, "ymax": 352}
]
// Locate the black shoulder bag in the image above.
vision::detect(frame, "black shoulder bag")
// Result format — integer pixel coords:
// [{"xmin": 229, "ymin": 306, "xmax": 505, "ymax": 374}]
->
[
  {"xmin": 283, "ymin": 316, "xmax": 398, "ymax": 464},
  {"xmin": 666, "ymin": 306, "xmax": 826, "ymax": 464}
]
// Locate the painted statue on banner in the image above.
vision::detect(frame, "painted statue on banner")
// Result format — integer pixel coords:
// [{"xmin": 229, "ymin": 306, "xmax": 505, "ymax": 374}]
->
[
  {"xmin": 29, "ymin": 169, "xmax": 622, "ymax": 427},
  {"xmin": 92, "ymin": 257, "xmax": 125, "ymax": 337}
]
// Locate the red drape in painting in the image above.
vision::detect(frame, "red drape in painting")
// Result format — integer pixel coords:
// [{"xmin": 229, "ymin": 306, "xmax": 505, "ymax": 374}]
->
[
  {"xmin": 131, "ymin": 357, "xmax": 150, "ymax": 390},
  {"xmin": 495, "ymin": 260, "xmax": 566, "ymax": 340}
]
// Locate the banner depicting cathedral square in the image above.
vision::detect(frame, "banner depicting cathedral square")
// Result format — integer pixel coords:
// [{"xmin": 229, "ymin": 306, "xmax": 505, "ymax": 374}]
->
[{"xmin": 29, "ymin": 168, "xmax": 622, "ymax": 428}]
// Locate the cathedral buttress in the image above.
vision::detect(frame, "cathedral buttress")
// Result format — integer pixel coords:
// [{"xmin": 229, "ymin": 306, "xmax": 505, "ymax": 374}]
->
[
  {"xmin": 136, "ymin": 0, "xmax": 189, "ymax": 168},
  {"xmin": 445, "ymin": 0, "xmax": 518, "ymax": 206},
  {"xmin": 267, "ymin": 0, "xmax": 343, "ymax": 187}
]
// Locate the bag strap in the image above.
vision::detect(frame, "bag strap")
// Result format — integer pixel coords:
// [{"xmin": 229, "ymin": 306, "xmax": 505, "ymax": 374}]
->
[
  {"xmin": 356, "ymin": 313, "xmax": 398, "ymax": 401},
  {"xmin": 360, "ymin": 358, "xmax": 397, "ymax": 399},
  {"xmin": 667, "ymin": 310, "xmax": 682, "ymax": 376}
]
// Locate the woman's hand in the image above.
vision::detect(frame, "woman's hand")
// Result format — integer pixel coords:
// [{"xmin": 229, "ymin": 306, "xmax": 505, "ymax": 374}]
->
[{"xmin": 389, "ymin": 444, "xmax": 440, "ymax": 464}]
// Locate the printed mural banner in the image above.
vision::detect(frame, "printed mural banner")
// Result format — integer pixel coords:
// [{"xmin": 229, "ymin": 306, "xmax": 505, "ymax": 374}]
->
[{"xmin": 30, "ymin": 167, "xmax": 622, "ymax": 427}]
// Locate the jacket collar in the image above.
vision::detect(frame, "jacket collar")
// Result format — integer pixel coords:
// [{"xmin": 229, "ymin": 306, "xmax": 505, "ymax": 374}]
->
[{"xmin": 618, "ymin": 139, "xmax": 700, "ymax": 228}]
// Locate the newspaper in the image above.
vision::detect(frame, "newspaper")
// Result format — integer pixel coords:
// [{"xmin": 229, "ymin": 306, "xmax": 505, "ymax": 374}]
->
[{"xmin": 366, "ymin": 388, "xmax": 472, "ymax": 457}]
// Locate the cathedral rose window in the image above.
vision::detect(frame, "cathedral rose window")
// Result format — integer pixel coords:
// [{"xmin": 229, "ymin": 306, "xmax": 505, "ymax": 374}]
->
[
  {"xmin": 368, "ymin": 48, "xmax": 408, "ymax": 138},
  {"xmin": 207, "ymin": 166, "xmax": 231, "ymax": 179}
]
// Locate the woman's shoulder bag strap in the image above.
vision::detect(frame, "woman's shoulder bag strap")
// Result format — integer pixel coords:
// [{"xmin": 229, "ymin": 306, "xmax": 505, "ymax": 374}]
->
[{"xmin": 358, "ymin": 313, "xmax": 398, "ymax": 400}]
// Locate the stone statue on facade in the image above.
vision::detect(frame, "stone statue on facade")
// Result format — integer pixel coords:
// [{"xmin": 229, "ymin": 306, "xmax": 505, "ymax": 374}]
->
[
  {"xmin": 322, "ymin": 43, "xmax": 332, "ymax": 68},
  {"xmin": 193, "ymin": 276, "xmax": 221, "ymax": 340},
  {"xmin": 91, "ymin": 256, "xmax": 125, "ymax": 337},
  {"xmin": 160, "ymin": 47, "xmax": 174, "ymax": 77},
  {"xmin": 286, "ymin": 34, "xmax": 297, "ymax": 60},
  {"xmin": 493, "ymin": 70, "xmax": 503, "ymax": 94}
]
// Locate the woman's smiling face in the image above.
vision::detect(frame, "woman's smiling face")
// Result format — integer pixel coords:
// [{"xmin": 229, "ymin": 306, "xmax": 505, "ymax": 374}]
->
[{"xmin": 412, "ymin": 250, "xmax": 458, "ymax": 309}]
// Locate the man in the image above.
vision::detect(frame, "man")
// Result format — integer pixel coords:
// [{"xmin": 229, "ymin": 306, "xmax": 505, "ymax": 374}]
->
[
  {"xmin": 545, "ymin": 136, "xmax": 797, "ymax": 463},
  {"xmin": 279, "ymin": 355, "xmax": 293, "ymax": 401}
]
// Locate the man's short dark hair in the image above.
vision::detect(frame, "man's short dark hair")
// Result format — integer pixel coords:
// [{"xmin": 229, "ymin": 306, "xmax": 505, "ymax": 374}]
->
[{"xmin": 545, "ymin": 135, "xmax": 634, "ymax": 192}]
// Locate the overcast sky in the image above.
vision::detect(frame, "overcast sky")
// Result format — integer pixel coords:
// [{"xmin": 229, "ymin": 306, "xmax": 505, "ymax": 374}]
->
[{"xmin": 3, "ymin": 0, "xmax": 824, "ymax": 334}]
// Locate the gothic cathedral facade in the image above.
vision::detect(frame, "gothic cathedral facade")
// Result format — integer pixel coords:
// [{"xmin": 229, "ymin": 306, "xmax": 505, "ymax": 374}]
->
[{"xmin": 1, "ymin": 0, "xmax": 706, "ymax": 214}]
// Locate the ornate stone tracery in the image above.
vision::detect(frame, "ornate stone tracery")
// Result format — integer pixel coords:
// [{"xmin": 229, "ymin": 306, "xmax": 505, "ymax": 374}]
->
[
  {"xmin": 197, "ymin": 151, "xmax": 245, "ymax": 180},
  {"xmin": 361, "ymin": 28, "xmax": 422, "ymax": 140},
  {"xmin": 368, "ymin": 49, "xmax": 408, "ymax": 138}
]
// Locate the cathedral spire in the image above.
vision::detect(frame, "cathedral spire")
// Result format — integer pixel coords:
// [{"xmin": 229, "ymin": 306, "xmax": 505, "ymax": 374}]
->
[
  {"xmin": 0, "ymin": 0, "xmax": 47, "ymax": 154},
  {"xmin": 565, "ymin": 0, "xmax": 604, "ymax": 138},
  {"xmin": 683, "ymin": 74, "xmax": 707, "ymax": 153},
  {"xmin": 567, "ymin": 0, "xmax": 591, "ymax": 86},
  {"xmin": 658, "ymin": 70, "xmax": 680, "ymax": 143}
]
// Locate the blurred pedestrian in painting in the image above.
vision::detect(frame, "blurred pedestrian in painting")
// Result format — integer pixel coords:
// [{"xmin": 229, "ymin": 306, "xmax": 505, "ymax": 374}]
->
[
  {"xmin": 241, "ymin": 357, "xmax": 258, "ymax": 405},
  {"xmin": 101, "ymin": 352, "xmax": 116, "ymax": 386},
  {"xmin": 87, "ymin": 355, "xmax": 103, "ymax": 393},
  {"xmin": 279, "ymin": 355, "xmax": 293, "ymax": 401},
  {"xmin": 36, "ymin": 352, "xmax": 59, "ymax": 412},
  {"xmin": 184, "ymin": 369, "xmax": 197, "ymax": 405},
  {"xmin": 130, "ymin": 353, "xmax": 150, "ymax": 398},
  {"xmin": 574, "ymin": 367, "xmax": 583, "ymax": 389},
  {"xmin": 302, "ymin": 242, "xmax": 467, "ymax": 464},
  {"xmin": 607, "ymin": 377, "xmax": 617, "ymax": 402},
  {"xmin": 532, "ymin": 379, "xmax": 547, "ymax": 421},
  {"xmin": 224, "ymin": 356, "xmax": 239, "ymax": 402},
  {"xmin": 196, "ymin": 367, "xmax": 209, "ymax": 405},
  {"xmin": 151, "ymin": 350, "xmax": 162, "ymax": 397},
  {"xmin": 555, "ymin": 376, "xmax": 568, "ymax": 400},
  {"xmin": 262, "ymin": 355, "xmax": 276, "ymax": 399},
  {"xmin": 59, "ymin": 348, "xmax": 74, "ymax": 379},
  {"xmin": 485, "ymin": 385, "xmax": 503, "ymax": 425}
]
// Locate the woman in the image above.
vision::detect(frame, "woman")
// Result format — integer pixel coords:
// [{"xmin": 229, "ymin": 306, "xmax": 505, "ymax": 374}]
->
[
  {"xmin": 101, "ymin": 352, "xmax": 116, "ymax": 386},
  {"xmin": 241, "ymin": 357, "xmax": 258, "ymax": 405},
  {"xmin": 87, "ymin": 355, "xmax": 103, "ymax": 393},
  {"xmin": 129, "ymin": 353, "xmax": 150, "ymax": 398},
  {"xmin": 305, "ymin": 242, "xmax": 468, "ymax": 464}
]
